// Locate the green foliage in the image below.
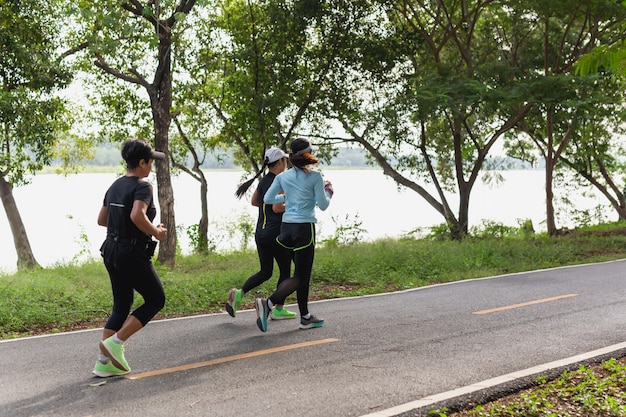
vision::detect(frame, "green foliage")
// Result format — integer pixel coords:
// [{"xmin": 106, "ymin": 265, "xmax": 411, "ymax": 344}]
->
[
  {"xmin": 467, "ymin": 219, "xmax": 534, "ymax": 239},
  {"xmin": 470, "ymin": 220, "xmax": 519, "ymax": 239},
  {"xmin": 66, "ymin": 214, "xmax": 92, "ymax": 264},
  {"xmin": 320, "ymin": 213, "xmax": 367, "ymax": 247},
  {"xmin": 184, "ymin": 223, "xmax": 216, "ymax": 254},
  {"xmin": 0, "ymin": 262, "xmax": 110, "ymax": 337},
  {"xmin": 518, "ymin": 219, "xmax": 536, "ymax": 236},
  {"xmin": 0, "ymin": 0, "xmax": 74, "ymax": 183},
  {"xmin": 575, "ymin": 40, "xmax": 626, "ymax": 77},
  {"xmin": 222, "ymin": 212, "xmax": 255, "ymax": 252},
  {"xmin": 0, "ymin": 0, "xmax": 77, "ymax": 270},
  {"xmin": 425, "ymin": 223, "xmax": 455, "ymax": 241},
  {"xmin": 2, "ymin": 221, "xmax": 626, "ymax": 338},
  {"xmin": 0, "ymin": 90, "xmax": 71, "ymax": 184}
]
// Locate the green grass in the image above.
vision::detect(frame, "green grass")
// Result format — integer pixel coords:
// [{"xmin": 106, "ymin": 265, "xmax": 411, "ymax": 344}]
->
[
  {"xmin": 435, "ymin": 358, "xmax": 626, "ymax": 416},
  {"xmin": 2, "ymin": 221, "xmax": 626, "ymax": 339}
]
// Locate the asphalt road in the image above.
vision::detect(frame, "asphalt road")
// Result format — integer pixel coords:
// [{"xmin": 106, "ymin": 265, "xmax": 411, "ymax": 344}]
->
[{"xmin": 2, "ymin": 259, "xmax": 626, "ymax": 417}]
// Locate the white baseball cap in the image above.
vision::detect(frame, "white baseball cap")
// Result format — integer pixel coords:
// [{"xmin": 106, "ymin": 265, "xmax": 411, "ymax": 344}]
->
[{"xmin": 264, "ymin": 147, "xmax": 288, "ymax": 164}]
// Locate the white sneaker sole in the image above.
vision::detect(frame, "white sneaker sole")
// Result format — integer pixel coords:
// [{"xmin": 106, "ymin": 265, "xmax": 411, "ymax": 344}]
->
[{"xmin": 299, "ymin": 322, "xmax": 324, "ymax": 330}]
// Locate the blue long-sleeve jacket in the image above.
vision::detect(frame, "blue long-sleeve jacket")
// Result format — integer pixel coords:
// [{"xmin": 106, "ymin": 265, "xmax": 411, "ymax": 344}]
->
[{"xmin": 263, "ymin": 167, "xmax": 331, "ymax": 223}]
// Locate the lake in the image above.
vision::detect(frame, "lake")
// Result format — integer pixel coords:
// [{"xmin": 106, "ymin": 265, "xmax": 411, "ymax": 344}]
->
[{"xmin": 0, "ymin": 169, "xmax": 613, "ymax": 273}]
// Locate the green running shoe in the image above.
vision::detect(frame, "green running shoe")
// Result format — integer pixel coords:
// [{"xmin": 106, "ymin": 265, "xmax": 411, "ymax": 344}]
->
[
  {"xmin": 100, "ymin": 337, "xmax": 130, "ymax": 372},
  {"xmin": 225, "ymin": 288, "xmax": 243, "ymax": 317},
  {"xmin": 92, "ymin": 360, "xmax": 130, "ymax": 377},
  {"xmin": 270, "ymin": 307, "xmax": 297, "ymax": 320}
]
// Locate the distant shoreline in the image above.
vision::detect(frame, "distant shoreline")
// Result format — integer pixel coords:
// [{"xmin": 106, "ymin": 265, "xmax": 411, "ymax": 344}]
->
[
  {"xmin": 37, "ymin": 165, "xmax": 540, "ymax": 175},
  {"xmin": 38, "ymin": 165, "xmax": 386, "ymax": 175}
]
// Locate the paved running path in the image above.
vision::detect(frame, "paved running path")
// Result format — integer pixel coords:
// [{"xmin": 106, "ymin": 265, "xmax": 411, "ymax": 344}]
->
[{"xmin": 2, "ymin": 259, "xmax": 626, "ymax": 417}]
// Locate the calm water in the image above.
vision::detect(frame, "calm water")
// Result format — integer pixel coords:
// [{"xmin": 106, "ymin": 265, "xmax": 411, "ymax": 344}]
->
[{"xmin": 0, "ymin": 169, "xmax": 612, "ymax": 273}]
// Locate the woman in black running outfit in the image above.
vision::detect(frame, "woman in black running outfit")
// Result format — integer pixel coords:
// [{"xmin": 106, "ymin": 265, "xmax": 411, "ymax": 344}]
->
[
  {"xmin": 93, "ymin": 139, "xmax": 168, "ymax": 378},
  {"xmin": 226, "ymin": 147, "xmax": 296, "ymax": 320}
]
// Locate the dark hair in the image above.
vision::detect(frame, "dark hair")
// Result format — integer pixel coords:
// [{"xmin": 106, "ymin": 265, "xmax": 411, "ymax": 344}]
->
[
  {"xmin": 289, "ymin": 138, "xmax": 318, "ymax": 168},
  {"xmin": 235, "ymin": 158, "xmax": 282, "ymax": 199},
  {"xmin": 121, "ymin": 139, "xmax": 165, "ymax": 169}
]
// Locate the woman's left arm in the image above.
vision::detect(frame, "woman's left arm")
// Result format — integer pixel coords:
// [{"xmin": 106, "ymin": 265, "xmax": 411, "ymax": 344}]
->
[
  {"xmin": 314, "ymin": 173, "xmax": 331, "ymax": 211},
  {"xmin": 130, "ymin": 200, "xmax": 167, "ymax": 241}
]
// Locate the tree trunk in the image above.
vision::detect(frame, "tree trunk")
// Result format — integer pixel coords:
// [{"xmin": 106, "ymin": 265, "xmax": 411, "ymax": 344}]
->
[
  {"xmin": 171, "ymin": 116, "xmax": 210, "ymax": 253},
  {"xmin": 545, "ymin": 158, "xmax": 557, "ymax": 235},
  {"xmin": 152, "ymin": 32, "xmax": 176, "ymax": 267},
  {"xmin": 0, "ymin": 175, "xmax": 39, "ymax": 270},
  {"xmin": 457, "ymin": 181, "xmax": 470, "ymax": 237},
  {"xmin": 197, "ymin": 172, "xmax": 209, "ymax": 253},
  {"xmin": 453, "ymin": 118, "xmax": 470, "ymax": 239}
]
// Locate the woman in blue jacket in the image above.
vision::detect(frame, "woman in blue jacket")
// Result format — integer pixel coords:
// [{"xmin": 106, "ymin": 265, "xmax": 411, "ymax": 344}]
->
[
  {"xmin": 226, "ymin": 147, "xmax": 297, "ymax": 320},
  {"xmin": 256, "ymin": 138, "xmax": 333, "ymax": 332}
]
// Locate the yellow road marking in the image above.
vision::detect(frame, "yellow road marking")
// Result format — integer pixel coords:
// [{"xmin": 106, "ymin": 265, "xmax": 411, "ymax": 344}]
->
[
  {"xmin": 125, "ymin": 338, "xmax": 340, "ymax": 380},
  {"xmin": 473, "ymin": 293, "xmax": 579, "ymax": 315}
]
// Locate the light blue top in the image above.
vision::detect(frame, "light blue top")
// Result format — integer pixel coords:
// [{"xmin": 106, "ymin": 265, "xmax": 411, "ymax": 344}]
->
[{"xmin": 263, "ymin": 167, "xmax": 331, "ymax": 223}]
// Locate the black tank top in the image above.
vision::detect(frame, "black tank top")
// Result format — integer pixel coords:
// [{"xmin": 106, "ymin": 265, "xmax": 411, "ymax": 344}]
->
[{"xmin": 255, "ymin": 172, "xmax": 283, "ymax": 243}]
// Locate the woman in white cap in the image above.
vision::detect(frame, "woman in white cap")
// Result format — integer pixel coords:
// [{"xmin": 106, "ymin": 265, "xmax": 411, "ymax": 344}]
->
[
  {"xmin": 226, "ymin": 147, "xmax": 297, "ymax": 320},
  {"xmin": 256, "ymin": 137, "xmax": 333, "ymax": 332},
  {"xmin": 93, "ymin": 139, "xmax": 168, "ymax": 377}
]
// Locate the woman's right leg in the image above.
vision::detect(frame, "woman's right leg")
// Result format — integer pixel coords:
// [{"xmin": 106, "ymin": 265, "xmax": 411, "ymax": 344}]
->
[
  {"xmin": 227, "ymin": 240, "xmax": 275, "ymax": 318},
  {"xmin": 103, "ymin": 259, "xmax": 134, "ymax": 334},
  {"xmin": 98, "ymin": 256, "xmax": 135, "ymax": 373},
  {"xmin": 241, "ymin": 240, "xmax": 274, "ymax": 293}
]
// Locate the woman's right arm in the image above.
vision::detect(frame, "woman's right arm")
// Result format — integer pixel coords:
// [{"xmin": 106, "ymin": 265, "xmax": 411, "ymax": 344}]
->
[
  {"xmin": 251, "ymin": 188, "xmax": 260, "ymax": 207},
  {"xmin": 97, "ymin": 206, "xmax": 108, "ymax": 227}
]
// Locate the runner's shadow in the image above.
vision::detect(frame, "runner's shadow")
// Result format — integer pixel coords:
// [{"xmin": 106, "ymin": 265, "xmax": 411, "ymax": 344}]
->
[{"xmin": 2, "ymin": 376, "xmax": 128, "ymax": 417}]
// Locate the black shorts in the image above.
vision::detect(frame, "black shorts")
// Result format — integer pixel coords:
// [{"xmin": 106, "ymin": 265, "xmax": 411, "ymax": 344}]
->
[{"xmin": 277, "ymin": 223, "xmax": 315, "ymax": 251}]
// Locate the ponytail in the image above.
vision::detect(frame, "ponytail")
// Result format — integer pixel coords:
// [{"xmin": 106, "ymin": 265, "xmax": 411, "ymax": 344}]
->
[{"xmin": 235, "ymin": 158, "xmax": 269, "ymax": 199}]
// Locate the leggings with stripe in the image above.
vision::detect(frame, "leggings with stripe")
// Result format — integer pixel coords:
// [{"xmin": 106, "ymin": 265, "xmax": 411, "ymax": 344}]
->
[{"xmin": 269, "ymin": 223, "xmax": 315, "ymax": 316}]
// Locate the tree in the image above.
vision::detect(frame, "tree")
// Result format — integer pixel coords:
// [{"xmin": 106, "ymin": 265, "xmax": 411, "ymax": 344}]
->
[
  {"xmin": 321, "ymin": 0, "xmax": 533, "ymax": 239},
  {"xmin": 169, "ymin": 113, "xmax": 216, "ymax": 254},
  {"xmin": 504, "ymin": 0, "xmax": 626, "ymax": 235},
  {"xmin": 187, "ymin": 0, "xmax": 353, "ymax": 164},
  {"xmin": 562, "ymin": 106, "xmax": 626, "ymax": 222},
  {"xmin": 69, "ymin": 0, "xmax": 200, "ymax": 266},
  {"xmin": 576, "ymin": 0, "xmax": 626, "ymax": 81},
  {"xmin": 0, "ymin": 0, "xmax": 73, "ymax": 270},
  {"xmin": 166, "ymin": 0, "xmax": 358, "ymax": 252}
]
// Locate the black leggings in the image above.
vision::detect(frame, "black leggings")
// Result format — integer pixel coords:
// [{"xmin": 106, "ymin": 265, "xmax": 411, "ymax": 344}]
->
[
  {"xmin": 101, "ymin": 239, "xmax": 166, "ymax": 330},
  {"xmin": 269, "ymin": 223, "xmax": 315, "ymax": 316},
  {"xmin": 241, "ymin": 238, "xmax": 291, "ymax": 294}
]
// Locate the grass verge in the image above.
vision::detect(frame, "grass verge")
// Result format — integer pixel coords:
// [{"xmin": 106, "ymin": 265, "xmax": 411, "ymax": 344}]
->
[
  {"xmin": 2, "ymin": 222, "xmax": 626, "ymax": 416},
  {"xmin": 438, "ymin": 357, "xmax": 626, "ymax": 416},
  {"xmin": 2, "ymin": 221, "xmax": 626, "ymax": 339}
]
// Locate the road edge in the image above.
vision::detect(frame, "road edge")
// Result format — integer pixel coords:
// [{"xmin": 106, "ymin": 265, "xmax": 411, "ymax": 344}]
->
[{"xmin": 359, "ymin": 342, "xmax": 626, "ymax": 417}]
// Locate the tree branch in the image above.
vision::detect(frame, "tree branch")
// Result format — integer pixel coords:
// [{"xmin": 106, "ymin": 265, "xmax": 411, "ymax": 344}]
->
[
  {"xmin": 58, "ymin": 42, "xmax": 90, "ymax": 61},
  {"xmin": 94, "ymin": 52, "xmax": 150, "ymax": 88}
]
